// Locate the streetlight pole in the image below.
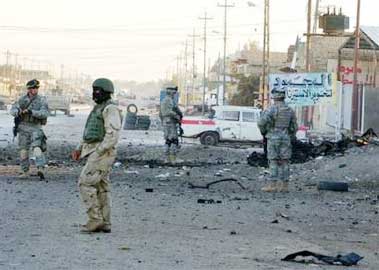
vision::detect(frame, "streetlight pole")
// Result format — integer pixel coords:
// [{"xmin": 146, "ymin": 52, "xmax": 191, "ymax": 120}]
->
[
  {"xmin": 352, "ymin": 0, "xmax": 361, "ymax": 132},
  {"xmin": 199, "ymin": 12, "xmax": 212, "ymax": 115},
  {"xmin": 188, "ymin": 29, "xmax": 200, "ymax": 107},
  {"xmin": 218, "ymin": 0, "xmax": 234, "ymax": 106},
  {"xmin": 261, "ymin": 0, "xmax": 270, "ymax": 108}
]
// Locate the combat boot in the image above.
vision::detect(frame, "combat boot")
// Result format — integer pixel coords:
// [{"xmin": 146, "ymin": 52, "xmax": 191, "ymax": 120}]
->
[
  {"xmin": 261, "ymin": 182, "xmax": 279, "ymax": 192},
  {"xmin": 37, "ymin": 167, "xmax": 45, "ymax": 180},
  {"xmin": 278, "ymin": 181, "xmax": 289, "ymax": 193},
  {"xmin": 102, "ymin": 224, "xmax": 111, "ymax": 233},
  {"xmin": 18, "ymin": 170, "xmax": 30, "ymax": 178},
  {"xmin": 80, "ymin": 220, "xmax": 105, "ymax": 233},
  {"xmin": 168, "ymin": 154, "xmax": 176, "ymax": 164}
]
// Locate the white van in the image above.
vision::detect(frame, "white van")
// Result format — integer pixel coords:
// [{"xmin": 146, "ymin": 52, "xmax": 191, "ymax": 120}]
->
[{"xmin": 181, "ymin": 105, "xmax": 263, "ymax": 145}]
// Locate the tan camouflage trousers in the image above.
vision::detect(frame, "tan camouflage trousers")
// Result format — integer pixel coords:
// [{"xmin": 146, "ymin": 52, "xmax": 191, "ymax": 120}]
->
[{"xmin": 78, "ymin": 150, "xmax": 116, "ymax": 225}]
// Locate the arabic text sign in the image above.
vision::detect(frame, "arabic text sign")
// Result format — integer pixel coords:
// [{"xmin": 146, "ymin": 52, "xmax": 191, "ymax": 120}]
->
[{"xmin": 268, "ymin": 73, "xmax": 336, "ymax": 106}]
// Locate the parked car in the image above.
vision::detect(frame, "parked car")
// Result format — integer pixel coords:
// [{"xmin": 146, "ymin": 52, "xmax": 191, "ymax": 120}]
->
[
  {"xmin": 46, "ymin": 95, "xmax": 71, "ymax": 115},
  {"xmin": 181, "ymin": 105, "xmax": 263, "ymax": 145}
]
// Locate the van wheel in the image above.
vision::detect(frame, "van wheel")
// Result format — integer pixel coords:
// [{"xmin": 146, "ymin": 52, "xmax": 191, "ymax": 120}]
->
[{"xmin": 200, "ymin": 132, "xmax": 219, "ymax": 146}]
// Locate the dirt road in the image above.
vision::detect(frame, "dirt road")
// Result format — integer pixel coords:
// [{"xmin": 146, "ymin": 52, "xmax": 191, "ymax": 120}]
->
[{"xmin": 0, "ymin": 111, "xmax": 378, "ymax": 270}]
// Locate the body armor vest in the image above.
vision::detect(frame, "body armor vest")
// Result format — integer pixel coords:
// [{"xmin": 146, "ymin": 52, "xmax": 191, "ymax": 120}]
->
[
  {"xmin": 19, "ymin": 95, "xmax": 47, "ymax": 125},
  {"xmin": 273, "ymin": 105, "xmax": 293, "ymax": 131},
  {"xmin": 83, "ymin": 100, "xmax": 114, "ymax": 143}
]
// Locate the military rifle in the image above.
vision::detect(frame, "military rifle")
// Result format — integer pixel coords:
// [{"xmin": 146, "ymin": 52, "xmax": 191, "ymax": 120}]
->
[
  {"xmin": 13, "ymin": 96, "xmax": 35, "ymax": 140},
  {"xmin": 173, "ymin": 106, "xmax": 184, "ymax": 139}
]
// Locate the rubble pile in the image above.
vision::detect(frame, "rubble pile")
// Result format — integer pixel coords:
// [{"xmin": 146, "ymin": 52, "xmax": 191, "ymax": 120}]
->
[{"xmin": 247, "ymin": 128, "xmax": 379, "ymax": 167}]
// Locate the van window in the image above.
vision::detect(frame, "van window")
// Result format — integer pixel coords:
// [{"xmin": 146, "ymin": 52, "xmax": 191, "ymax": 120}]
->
[
  {"xmin": 222, "ymin": 111, "xmax": 239, "ymax": 121},
  {"xmin": 242, "ymin": 111, "xmax": 256, "ymax": 122}
]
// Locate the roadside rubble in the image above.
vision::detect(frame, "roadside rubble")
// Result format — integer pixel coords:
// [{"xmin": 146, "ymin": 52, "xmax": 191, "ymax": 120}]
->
[
  {"xmin": 282, "ymin": 250, "xmax": 364, "ymax": 266},
  {"xmin": 247, "ymin": 128, "xmax": 379, "ymax": 167}
]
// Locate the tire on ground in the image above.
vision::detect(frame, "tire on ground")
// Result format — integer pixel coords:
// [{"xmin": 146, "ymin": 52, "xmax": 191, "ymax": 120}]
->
[{"xmin": 200, "ymin": 132, "xmax": 219, "ymax": 146}]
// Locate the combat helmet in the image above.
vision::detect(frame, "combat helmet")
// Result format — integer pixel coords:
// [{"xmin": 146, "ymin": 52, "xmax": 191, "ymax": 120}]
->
[
  {"xmin": 164, "ymin": 84, "xmax": 178, "ymax": 95},
  {"xmin": 92, "ymin": 78, "xmax": 114, "ymax": 93},
  {"xmin": 26, "ymin": 79, "xmax": 40, "ymax": 89}
]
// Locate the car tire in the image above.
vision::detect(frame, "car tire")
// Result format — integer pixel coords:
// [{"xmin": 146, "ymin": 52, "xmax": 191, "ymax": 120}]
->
[
  {"xmin": 127, "ymin": 104, "xmax": 138, "ymax": 114},
  {"xmin": 200, "ymin": 132, "xmax": 219, "ymax": 146}
]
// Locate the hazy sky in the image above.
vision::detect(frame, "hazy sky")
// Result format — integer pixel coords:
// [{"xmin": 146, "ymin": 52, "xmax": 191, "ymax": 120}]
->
[{"xmin": 0, "ymin": 0, "xmax": 377, "ymax": 82}]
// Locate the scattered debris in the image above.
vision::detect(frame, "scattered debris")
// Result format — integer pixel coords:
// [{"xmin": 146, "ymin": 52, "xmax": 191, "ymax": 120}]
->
[
  {"xmin": 197, "ymin": 199, "xmax": 214, "ymax": 204},
  {"xmin": 248, "ymin": 129, "xmax": 379, "ymax": 167},
  {"xmin": 276, "ymin": 212, "xmax": 290, "ymax": 220},
  {"xmin": 155, "ymin": 173, "xmax": 170, "ymax": 178},
  {"xmin": 113, "ymin": 162, "xmax": 122, "ymax": 168},
  {"xmin": 119, "ymin": 245, "xmax": 130, "ymax": 251},
  {"xmin": 188, "ymin": 178, "xmax": 246, "ymax": 190},
  {"xmin": 317, "ymin": 181, "xmax": 349, "ymax": 192},
  {"xmin": 282, "ymin": 250, "xmax": 364, "ymax": 266},
  {"xmin": 124, "ymin": 170, "xmax": 139, "ymax": 175}
]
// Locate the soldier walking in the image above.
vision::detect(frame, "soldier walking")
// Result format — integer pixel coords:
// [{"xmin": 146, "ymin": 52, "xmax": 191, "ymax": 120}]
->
[
  {"xmin": 71, "ymin": 78, "xmax": 122, "ymax": 233},
  {"xmin": 10, "ymin": 79, "xmax": 49, "ymax": 179},
  {"xmin": 258, "ymin": 88, "xmax": 297, "ymax": 192},
  {"xmin": 160, "ymin": 85, "xmax": 183, "ymax": 163}
]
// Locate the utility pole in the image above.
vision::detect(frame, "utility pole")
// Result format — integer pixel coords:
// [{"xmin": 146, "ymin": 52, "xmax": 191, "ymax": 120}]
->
[
  {"xmin": 184, "ymin": 40, "xmax": 189, "ymax": 107},
  {"xmin": 199, "ymin": 12, "xmax": 213, "ymax": 115},
  {"xmin": 306, "ymin": 0, "xmax": 312, "ymax": 72},
  {"xmin": 217, "ymin": 52, "xmax": 221, "ymax": 106},
  {"xmin": 188, "ymin": 29, "xmax": 200, "ymax": 107},
  {"xmin": 302, "ymin": 0, "xmax": 312, "ymax": 126},
  {"xmin": 261, "ymin": 0, "xmax": 270, "ymax": 108},
  {"xmin": 313, "ymin": 0, "xmax": 320, "ymax": 33},
  {"xmin": 218, "ymin": 0, "xmax": 234, "ymax": 106},
  {"xmin": 352, "ymin": 0, "xmax": 361, "ymax": 132}
]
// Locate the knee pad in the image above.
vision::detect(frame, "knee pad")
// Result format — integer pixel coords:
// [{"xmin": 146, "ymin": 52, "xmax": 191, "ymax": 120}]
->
[
  {"xmin": 33, "ymin": 147, "xmax": 43, "ymax": 157},
  {"xmin": 20, "ymin": 149, "xmax": 29, "ymax": 160}
]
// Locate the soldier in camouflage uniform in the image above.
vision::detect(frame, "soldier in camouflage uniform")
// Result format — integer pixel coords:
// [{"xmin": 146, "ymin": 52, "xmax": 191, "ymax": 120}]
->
[
  {"xmin": 10, "ymin": 79, "xmax": 49, "ymax": 179},
  {"xmin": 160, "ymin": 85, "xmax": 182, "ymax": 163},
  {"xmin": 258, "ymin": 88, "xmax": 297, "ymax": 192},
  {"xmin": 71, "ymin": 78, "xmax": 122, "ymax": 233}
]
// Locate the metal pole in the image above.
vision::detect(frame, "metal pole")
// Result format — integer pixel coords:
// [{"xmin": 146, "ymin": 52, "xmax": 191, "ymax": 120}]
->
[
  {"xmin": 306, "ymin": 0, "xmax": 312, "ymax": 72},
  {"xmin": 304, "ymin": 0, "xmax": 312, "ymax": 126},
  {"xmin": 222, "ymin": 1, "xmax": 227, "ymax": 105},
  {"xmin": 218, "ymin": 0, "xmax": 234, "ymax": 106},
  {"xmin": 261, "ymin": 1, "xmax": 267, "ymax": 108},
  {"xmin": 217, "ymin": 52, "xmax": 221, "ymax": 106},
  {"xmin": 352, "ymin": 0, "xmax": 361, "ymax": 133},
  {"xmin": 188, "ymin": 29, "xmax": 200, "ymax": 106},
  {"xmin": 199, "ymin": 12, "xmax": 212, "ymax": 115},
  {"xmin": 184, "ymin": 40, "xmax": 188, "ymax": 107}
]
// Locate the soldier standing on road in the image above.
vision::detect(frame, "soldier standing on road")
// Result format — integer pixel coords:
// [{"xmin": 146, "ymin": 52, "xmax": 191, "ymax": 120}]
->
[
  {"xmin": 160, "ymin": 85, "xmax": 183, "ymax": 163},
  {"xmin": 10, "ymin": 79, "xmax": 49, "ymax": 179},
  {"xmin": 71, "ymin": 78, "xmax": 122, "ymax": 233},
  {"xmin": 258, "ymin": 88, "xmax": 297, "ymax": 192}
]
